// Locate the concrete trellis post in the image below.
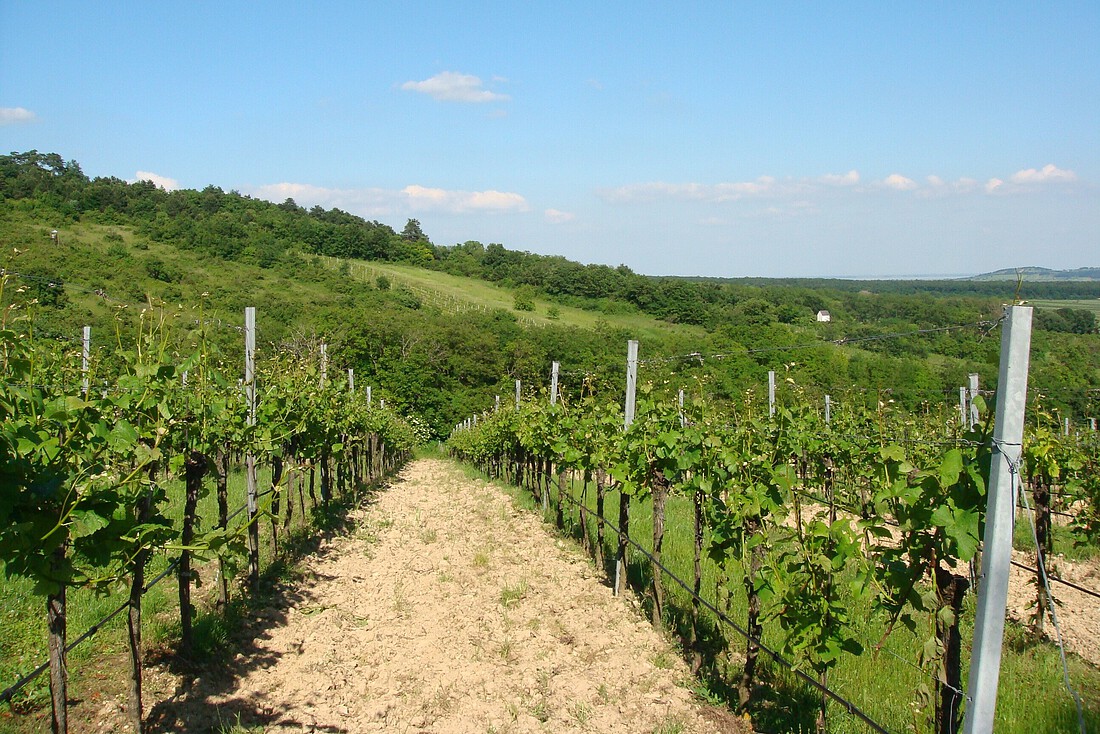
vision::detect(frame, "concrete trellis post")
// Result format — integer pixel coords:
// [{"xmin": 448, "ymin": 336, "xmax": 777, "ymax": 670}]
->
[
  {"xmin": 348, "ymin": 368, "xmax": 354, "ymax": 393},
  {"xmin": 244, "ymin": 307, "xmax": 260, "ymax": 588},
  {"xmin": 825, "ymin": 394, "xmax": 832, "ymax": 425},
  {"xmin": 768, "ymin": 370, "xmax": 776, "ymax": 417},
  {"xmin": 963, "ymin": 306, "xmax": 1033, "ymax": 734},
  {"xmin": 81, "ymin": 326, "xmax": 91, "ymax": 398},
  {"xmin": 515, "ymin": 379, "xmax": 521, "ymax": 411},
  {"xmin": 968, "ymin": 373, "xmax": 980, "ymax": 429},
  {"xmin": 615, "ymin": 340, "xmax": 639, "ymax": 597},
  {"xmin": 550, "ymin": 361, "xmax": 559, "ymax": 406},
  {"xmin": 624, "ymin": 341, "xmax": 639, "ymax": 430}
]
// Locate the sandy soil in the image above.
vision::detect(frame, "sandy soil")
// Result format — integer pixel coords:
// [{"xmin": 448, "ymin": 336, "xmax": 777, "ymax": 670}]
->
[
  {"xmin": 100, "ymin": 459, "xmax": 745, "ymax": 734},
  {"xmin": 1006, "ymin": 550, "xmax": 1100, "ymax": 667}
]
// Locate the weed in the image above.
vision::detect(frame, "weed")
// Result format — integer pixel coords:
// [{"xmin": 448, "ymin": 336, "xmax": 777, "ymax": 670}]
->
[
  {"xmin": 570, "ymin": 700, "xmax": 592, "ymax": 725},
  {"xmin": 499, "ymin": 579, "xmax": 528, "ymax": 608},
  {"xmin": 529, "ymin": 699, "xmax": 550, "ymax": 723},
  {"xmin": 651, "ymin": 716, "xmax": 685, "ymax": 734},
  {"xmin": 652, "ymin": 648, "xmax": 675, "ymax": 670},
  {"xmin": 498, "ymin": 636, "xmax": 516, "ymax": 662},
  {"xmin": 217, "ymin": 712, "xmax": 264, "ymax": 733}
]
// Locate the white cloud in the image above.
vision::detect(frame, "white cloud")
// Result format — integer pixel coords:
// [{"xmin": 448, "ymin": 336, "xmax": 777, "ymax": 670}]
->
[
  {"xmin": 598, "ymin": 177, "xmax": 779, "ymax": 204},
  {"xmin": 920, "ymin": 175, "xmax": 980, "ymax": 197},
  {"xmin": 402, "ymin": 185, "xmax": 527, "ymax": 213},
  {"xmin": 820, "ymin": 170, "xmax": 859, "ymax": 186},
  {"xmin": 134, "ymin": 171, "xmax": 180, "ymax": 190},
  {"xmin": 0, "ymin": 107, "xmax": 37, "ymax": 125},
  {"xmin": 250, "ymin": 182, "xmax": 528, "ymax": 217},
  {"xmin": 1010, "ymin": 163, "xmax": 1076, "ymax": 184},
  {"xmin": 882, "ymin": 173, "xmax": 918, "ymax": 191},
  {"xmin": 400, "ymin": 72, "xmax": 509, "ymax": 103},
  {"xmin": 251, "ymin": 182, "xmax": 401, "ymax": 217},
  {"xmin": 544, "ymin": 208, "xmax": 575, "ymax": 223},
  {"xmin": 985, "ymin": 178, "xmax": 1004, "ymax": 194}
]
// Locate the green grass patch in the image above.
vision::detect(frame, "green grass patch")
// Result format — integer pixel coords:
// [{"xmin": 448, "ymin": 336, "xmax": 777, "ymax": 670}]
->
[{"xmin": 319, "ymin": 256, "xmax": 706, "ymax": 342}]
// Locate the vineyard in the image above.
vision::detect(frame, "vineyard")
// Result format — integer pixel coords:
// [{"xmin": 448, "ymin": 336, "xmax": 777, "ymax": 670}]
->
[
  {"xmin": 447, "ymin": 310, "xmax": 1100, "ymax": 734},
  {"xmin": 0, "ymin": 276, "xmax": 418, "ymax": 733}
]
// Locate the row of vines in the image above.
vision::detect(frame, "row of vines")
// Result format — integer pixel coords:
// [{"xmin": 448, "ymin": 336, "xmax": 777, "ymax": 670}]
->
[
  {"xmin": 0, "ymin": 280, "xmax": 419, "ymax": 733},
  {"xmin": 448, "ymin": 372, "xmax": 1100, "ymax": 734}
]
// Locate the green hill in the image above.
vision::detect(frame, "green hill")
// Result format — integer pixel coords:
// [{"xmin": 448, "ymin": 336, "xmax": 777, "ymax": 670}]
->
[
  {"xmin": 971, "ymin": 266, "xmax": 1100, "ymax": 282},
  {"xmin": 2, "ymin": 150, "xmax": 1098, "ymax": 429}
]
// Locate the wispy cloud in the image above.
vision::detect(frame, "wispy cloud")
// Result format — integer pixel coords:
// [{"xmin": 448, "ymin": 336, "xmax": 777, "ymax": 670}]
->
[
  {"xmin": 134, "ymin": 171, "xmax": 179, "ymax": 191},
  {"xmin": 0, "ymin": 107, "xmax": 36, "ymax": 125},
  {"xmin": 401, "ymin": 72, "xmax": 509, "ymax": 103},
  {"xmin": 251, "ymin": 182, "xmax": 394, "ymax": 216},
  {"xmin": 402, "ymin": 185, "xmax": 527, "ymax": 213},
  {"xmin": 598, "ymin": 177, "xmax": 781, "ymax": 204},
  {"xmin": 600, "ymin": 164, "xmax": 1080, "ymax": 207},
  {"xmin": 249, "ymin": 182, "xmax": 528, "ymax": 217},
  {"xmin": 1009, "ymin": 163, "xmax": 1076, "ymax": 184},
  {"xmin": 819, "ymin": 170, "xmax": 860, "ymax": 186},
  {"xmin": 881, "ymin": 173, "xmax": 918, "ymax": 191},
  {"xmin": 544, "ymin": 208, "xmax": 575, "ymax": 223}
]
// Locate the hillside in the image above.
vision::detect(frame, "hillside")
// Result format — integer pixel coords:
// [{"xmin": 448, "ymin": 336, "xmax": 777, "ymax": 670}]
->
[
  {"xmin": 972, "ymin": 266, "xmax": 1100, "ymax": 282},
  {"xmin": 2, "ymin": 151, "xmax": 1098, "ymax": 429}
]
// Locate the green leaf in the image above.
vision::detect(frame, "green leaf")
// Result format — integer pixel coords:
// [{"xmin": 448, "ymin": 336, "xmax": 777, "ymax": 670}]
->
[{"xmin": 938, "ymin": 449, "xmax": 964, "ymax": 487}]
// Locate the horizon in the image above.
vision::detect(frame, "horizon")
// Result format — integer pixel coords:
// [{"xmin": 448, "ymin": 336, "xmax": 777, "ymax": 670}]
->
[{"xmin": 2, "ymin": 3, "xmax": 1097, "ymax": 279}]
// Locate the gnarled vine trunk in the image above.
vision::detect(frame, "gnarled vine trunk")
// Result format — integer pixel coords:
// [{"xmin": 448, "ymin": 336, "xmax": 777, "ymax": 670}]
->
[
  {"xmin": 738, "ymin": 516, "xmax": 763, "ymax": 710},
  {"xmin": 47, "ymin": 545, "xmax": 67, "ymax": 734},
  {"xmin": 933, "ymin": 566, "xmax": 969, "ymax": 734}
]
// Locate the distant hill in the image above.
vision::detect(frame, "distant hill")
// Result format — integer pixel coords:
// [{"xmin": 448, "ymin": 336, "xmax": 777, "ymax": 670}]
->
[{"xmin": 970, "ymin": 267, "xmax": 1100, "ymax": 282}]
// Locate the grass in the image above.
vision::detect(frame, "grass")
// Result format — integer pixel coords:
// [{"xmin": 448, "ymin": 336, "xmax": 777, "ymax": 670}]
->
[
  {"xmin": 499, "ymin": 579, "xmax": 529, "ymax": 608},
  {"xmin": 466, "ymin": 459, "xmax": 1100, "ymax": 734},
  {"xmin": 319, "ymin": 255, "xmax": 706, "ymax": 342},
  {"xmin": 1031, "ymin": 299, "xmax": 1100, "ymax": 316}
]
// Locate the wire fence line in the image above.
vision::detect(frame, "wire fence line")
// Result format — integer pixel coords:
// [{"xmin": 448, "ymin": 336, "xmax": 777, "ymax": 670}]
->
[
  {"xmin": 547, "ymin": 476, "xmax": 894, "ymax": 734},
  {"xmin": 1017, "ymin": 475, "xmax": 1087, "ymax": 734},
  {"xmin": 0, "ymin": 560, "xmax": 180, "ymax": 706},
  {"xmin": 0, "ymin": 482, "xmax": 280, "ymax": 707}
]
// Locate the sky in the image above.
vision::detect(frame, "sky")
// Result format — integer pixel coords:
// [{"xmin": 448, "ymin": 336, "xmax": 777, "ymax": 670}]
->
[{"xmin": 2, "ymin": 2, "xmax": 1098, "ymax": 278}]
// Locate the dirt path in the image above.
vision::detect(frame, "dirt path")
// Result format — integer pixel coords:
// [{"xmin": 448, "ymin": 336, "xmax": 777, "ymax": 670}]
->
[{"xmin": 128, "ymin": 459, "xmax": 744, "ymax": 734}]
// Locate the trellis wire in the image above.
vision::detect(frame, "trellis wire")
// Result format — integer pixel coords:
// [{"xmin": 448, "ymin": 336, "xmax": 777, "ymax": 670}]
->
[
  {"xmin": 1016, "ymin": 469, "xmax": 1087, "ymax": 734},
  {"xmin": 552, "ymin": 482, "xmax": 894, "ymax": 734}
]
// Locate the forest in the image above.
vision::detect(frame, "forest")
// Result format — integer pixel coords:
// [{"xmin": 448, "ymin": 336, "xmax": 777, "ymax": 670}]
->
[{"xmin": 1, "ymin": 149, "xmax": 1098, "ymax": 436}]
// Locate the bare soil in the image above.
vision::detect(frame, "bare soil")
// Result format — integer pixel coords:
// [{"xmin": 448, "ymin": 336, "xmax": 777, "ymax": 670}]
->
[
  {"xmin": 1006, "ymin": 550, "xmax": 1100, "ymax": 667},
  {"xmin": 85, "ymin": 459, "xmax": 747, "ymax": 734}
]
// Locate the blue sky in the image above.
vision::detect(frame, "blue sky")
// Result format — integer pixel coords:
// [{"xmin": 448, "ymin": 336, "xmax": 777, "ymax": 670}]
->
[{"xmin": 2, "ymin": 2, "xmax": 1097, "ymax": 277}]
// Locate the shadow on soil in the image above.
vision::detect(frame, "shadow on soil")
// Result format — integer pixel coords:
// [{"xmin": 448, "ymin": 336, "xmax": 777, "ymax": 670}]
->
[
  {"xmin": 493, "ymin": 469, "xmax": 826, "ymax": 734},
  {"xmin": 142, "ymin": 475, "xmax": 399, "ymax": 734}
]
